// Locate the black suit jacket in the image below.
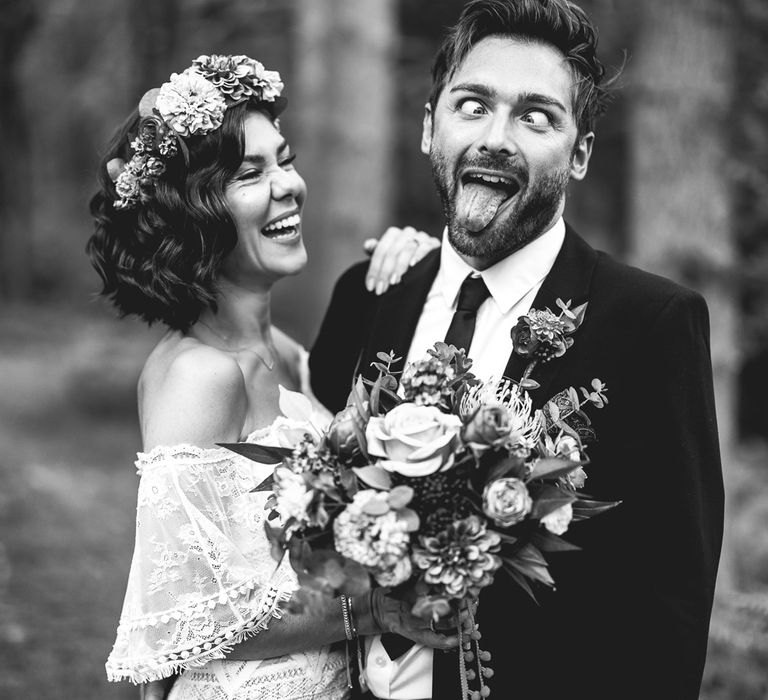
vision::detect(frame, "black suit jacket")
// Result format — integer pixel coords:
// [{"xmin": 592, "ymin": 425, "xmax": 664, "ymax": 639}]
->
[{"xmin": 309, "ymin": 226, "xmax": 724, "ymax": 700}]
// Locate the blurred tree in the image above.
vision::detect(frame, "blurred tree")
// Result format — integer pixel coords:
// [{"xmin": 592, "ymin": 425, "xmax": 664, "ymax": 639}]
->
[
  {"xmin": 626, "ymin": 0, "xmax": 737, "ymax": 586},
  {"xmin": 292, "ymin": 0, "xmax": 397, "ymax": 344},
  {"xmin": 0, "ymin": 1, "xmax": 38, "ymax": 298}
]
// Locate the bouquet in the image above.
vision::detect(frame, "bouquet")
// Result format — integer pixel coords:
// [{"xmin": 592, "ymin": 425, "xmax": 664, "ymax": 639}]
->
[{"xmin": 225, "ymin": 299, "xmax": 618, "ymax": 699}]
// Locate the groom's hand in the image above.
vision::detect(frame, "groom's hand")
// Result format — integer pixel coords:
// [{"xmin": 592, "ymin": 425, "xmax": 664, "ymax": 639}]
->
[{"xmin": 364, "ymin": 226, "xmax": 438, "ymax": 295}]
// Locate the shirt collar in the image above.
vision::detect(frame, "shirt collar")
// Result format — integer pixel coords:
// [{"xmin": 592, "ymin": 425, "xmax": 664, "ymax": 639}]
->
[{"xmin": 438, "ymin": 217, "xmax": 566, "ymax": 314}]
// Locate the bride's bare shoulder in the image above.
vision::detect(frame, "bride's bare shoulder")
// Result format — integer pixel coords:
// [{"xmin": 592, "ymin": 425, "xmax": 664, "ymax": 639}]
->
[{"xmin": 139, "ymin": 331, "xmax": 247, "ymax": 449}]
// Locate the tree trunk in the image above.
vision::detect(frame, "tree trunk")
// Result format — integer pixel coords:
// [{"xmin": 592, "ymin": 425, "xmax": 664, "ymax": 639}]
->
[
  {"xmin": 626, "ymin": 0, "xmax": 737, "ymax": 588},
  {"xmin": 288, "ymin": 0, "xmax": 397, "ymax": 344}
]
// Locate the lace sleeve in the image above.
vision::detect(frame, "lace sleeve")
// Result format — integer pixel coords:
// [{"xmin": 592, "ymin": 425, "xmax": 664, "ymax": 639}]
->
[{"xmin": 106, "ymin": 445, "xmax": 296, "ymax": 683}]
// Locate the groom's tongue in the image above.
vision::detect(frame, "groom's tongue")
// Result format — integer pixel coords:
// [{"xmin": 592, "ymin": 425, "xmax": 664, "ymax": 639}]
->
[{"xmin": 455, "ymin": 181, "xmax": 510, "ymax": 233}]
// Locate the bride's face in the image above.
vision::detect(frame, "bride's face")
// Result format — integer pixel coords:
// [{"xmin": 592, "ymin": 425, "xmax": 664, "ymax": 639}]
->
[{"xmin": 219, "ymin": 110, "xmax": 307, "ymax": 286}]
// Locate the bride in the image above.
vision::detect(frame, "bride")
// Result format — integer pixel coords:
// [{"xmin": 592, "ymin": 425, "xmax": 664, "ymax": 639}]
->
[{"xmin": 88, "ymin": 54, "xmax": 448, "ymax": 699}]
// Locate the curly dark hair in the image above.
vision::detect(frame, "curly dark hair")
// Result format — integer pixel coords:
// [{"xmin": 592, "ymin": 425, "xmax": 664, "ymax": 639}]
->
[
  {"xmin": 428, "ymin": 0, "xmax": 611, "ymax": 139},
  {"xmin": 87, "ymin": 101, "xmax": 274, "ymax": 330}
]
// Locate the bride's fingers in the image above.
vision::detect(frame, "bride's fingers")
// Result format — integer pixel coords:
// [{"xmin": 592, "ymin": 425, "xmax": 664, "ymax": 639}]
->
[
  {"xmin": 409, "ymin": 232, "xmax": 439, "ymax": 267},
  {"xmin": 365, "ymin": 226, "xmax": 399, "ymax": 294},
  {"xmin": 365, "ymin": 226, "xmax": 419, "ymax": 295}
]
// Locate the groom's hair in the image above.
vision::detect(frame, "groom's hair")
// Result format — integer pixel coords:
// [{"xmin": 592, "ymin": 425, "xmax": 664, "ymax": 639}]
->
[{"xmin": 428, "ymin": 0, "xmax": 610, "ymax": 139}]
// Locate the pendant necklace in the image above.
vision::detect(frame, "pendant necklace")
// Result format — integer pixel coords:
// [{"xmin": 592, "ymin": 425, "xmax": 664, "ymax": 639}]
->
[{"xmin": 196, "ymin": 320, "xmax": 276, "ymax": 371}]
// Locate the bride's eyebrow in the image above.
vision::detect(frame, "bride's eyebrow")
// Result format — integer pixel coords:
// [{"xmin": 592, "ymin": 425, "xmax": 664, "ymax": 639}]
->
[{"xmin": 239, "ymin": 140, "xmax": 289, "ymax": 167}]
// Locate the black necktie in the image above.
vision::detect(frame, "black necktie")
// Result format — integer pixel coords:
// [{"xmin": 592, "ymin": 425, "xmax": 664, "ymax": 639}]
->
[{"xmin": 443, "ymin": 274, "xmax": 491, "ymax": 353}]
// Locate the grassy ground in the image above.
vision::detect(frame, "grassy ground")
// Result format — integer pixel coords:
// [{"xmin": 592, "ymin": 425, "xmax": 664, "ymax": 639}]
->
[{"xmin": 0, "ymin": 302, "xmax": 765, "ymax": 699}]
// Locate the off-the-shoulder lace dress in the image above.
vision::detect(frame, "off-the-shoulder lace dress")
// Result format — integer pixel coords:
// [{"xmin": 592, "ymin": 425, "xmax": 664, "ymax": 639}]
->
[{"xmin": 106, "ymin": 411, "xmax": 349, "ymax": 699}]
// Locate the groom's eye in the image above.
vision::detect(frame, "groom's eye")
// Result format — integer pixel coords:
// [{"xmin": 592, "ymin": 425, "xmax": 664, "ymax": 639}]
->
[{"xmin": 458, "ymin": 98, "xmax": 487, "ymax": 116}]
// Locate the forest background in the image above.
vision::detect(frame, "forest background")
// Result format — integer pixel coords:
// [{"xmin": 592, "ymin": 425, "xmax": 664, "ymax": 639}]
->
[{"xmin": 1, "ymin": 0, "xmax": 766, "ymax": 697}]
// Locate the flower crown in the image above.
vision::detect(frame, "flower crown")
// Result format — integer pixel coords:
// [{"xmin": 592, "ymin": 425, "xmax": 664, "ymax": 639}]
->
[{"xmin": 107, "ymin": 54, "xmax": 284, "ymax": 210}]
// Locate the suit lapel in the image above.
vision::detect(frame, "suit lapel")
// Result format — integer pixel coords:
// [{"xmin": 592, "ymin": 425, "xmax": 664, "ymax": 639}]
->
[
  {"xmin": 503, "ymin": 226, "xmax": 599, "ymax": 406},
  {"xmin": 361, "ymin": 248, "xmax": 441, "ymax": 379}
]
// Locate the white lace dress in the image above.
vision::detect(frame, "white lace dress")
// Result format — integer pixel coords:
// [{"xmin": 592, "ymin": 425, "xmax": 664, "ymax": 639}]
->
[{"xmin": 106, "ymin": 417, "xmax": 349, "ymax": 700}]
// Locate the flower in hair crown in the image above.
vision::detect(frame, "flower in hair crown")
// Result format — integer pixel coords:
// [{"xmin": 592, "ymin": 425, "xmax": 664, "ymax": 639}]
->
[{"xmin": 108, "ymin": 54, "xmax": 284, "ymax": 209}]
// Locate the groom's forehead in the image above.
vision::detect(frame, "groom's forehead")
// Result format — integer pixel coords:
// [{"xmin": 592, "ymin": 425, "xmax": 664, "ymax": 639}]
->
[{"xmin": 442, "ymin": 36, "xmax": 575, "ymax": 109}]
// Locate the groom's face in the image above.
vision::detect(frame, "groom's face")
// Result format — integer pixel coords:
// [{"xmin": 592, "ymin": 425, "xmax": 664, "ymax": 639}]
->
[{"xmin": 423, "ymin": 35, "xmax": 593, "ymax": 269}]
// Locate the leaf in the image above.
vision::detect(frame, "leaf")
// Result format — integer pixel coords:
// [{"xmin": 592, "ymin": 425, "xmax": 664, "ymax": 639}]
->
[
  {"xmin": 278, "ymin": 385, "xmax": 314, "ymax": 422},
  {"xmin": 507, "ymin": 558, "xmax": 555, "ymax": 587},
  {"xmin": 388, "ymin": 485, "xmax": 414, "ymax": 509},
  {"xmin": 487, "ymin": 455, "xmax": 527, "ymax": 481},
  {"xmin": 572, "ymin": 498, "xmax": 621, "ymax": 520},
  {"xmin": 352, "ymin": 465, "xmax": 392, "ymax": 490},
  {"xmin": 264, "ymin": 520, "xmax": 287, "ymax": 564},
  {"xmin": 571, "ymin": 301, "xmax": 588, "ymax": 326},
  {"xmin": 249, "ymin": 474, "xmax": 275, "ymax": 492},
  {"xmin": 376, "ymin": 351, "xmax": 394, "ymax": 363},
  {"xmin": 369, "ymin": 376, "xmax": 383, "ymax": 416},
  {"xmin": 350, "ymin": 419, "xmax": 370, "ymax": 461},
  {"xmin": 502, "ymin": 564, "xmax": 540, "ymax": 604},
  {"xmin": 546, "ymin": 400, "xmax": 561, "ymax": 422},
  {"xmin": 528, "ymin": 529, "xmax": 581, "ymax": 552},
  {"xmin": 397, "ymin": 507, "xmax": 420, "ymax": 532},
  {"xmin": 528, "ymin": 457, "xmax": 582, "ymax": 482},
  {"xmin": 529, "ymin": 484, "xmax": 577, "ymax": 519},
  {"xmin": 520, "ymin": 378, "xmax": 541, "ymax": 391},
  {"xmin": 219, "ymin": 442, "xmax": 292, "ymax": 464}
]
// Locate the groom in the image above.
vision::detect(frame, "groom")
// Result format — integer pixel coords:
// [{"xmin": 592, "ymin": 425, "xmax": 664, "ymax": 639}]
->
[{"xmin": 310, "ymin": 1, "xmax": 724, "ymax": 699}]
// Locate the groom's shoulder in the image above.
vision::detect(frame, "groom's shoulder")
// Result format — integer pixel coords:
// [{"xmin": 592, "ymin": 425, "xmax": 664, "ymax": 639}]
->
[{"xmin": 590, "ymin": 245, "xmax": 707, "ymax": 321}]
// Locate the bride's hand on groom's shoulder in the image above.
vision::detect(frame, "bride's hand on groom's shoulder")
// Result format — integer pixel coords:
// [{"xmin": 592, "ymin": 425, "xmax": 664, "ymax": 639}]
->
[{"xmin": 364, "ymin": 226, "xmax": 439, "ymax": 296}]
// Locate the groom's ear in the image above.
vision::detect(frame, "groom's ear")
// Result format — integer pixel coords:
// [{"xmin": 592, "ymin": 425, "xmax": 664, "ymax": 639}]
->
[
  {"xmin": 570, "ymin": 131, "xmax": 594, "ymax": 181},
  {"xmin": 420, "ymin": 104, "xmax": 433, "ymax": 155}
]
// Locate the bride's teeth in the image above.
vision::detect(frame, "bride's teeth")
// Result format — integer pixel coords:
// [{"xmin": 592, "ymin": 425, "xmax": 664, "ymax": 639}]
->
[{"xmin": 263, "ymin": 213, "xmax": 301, "ymax": 235}]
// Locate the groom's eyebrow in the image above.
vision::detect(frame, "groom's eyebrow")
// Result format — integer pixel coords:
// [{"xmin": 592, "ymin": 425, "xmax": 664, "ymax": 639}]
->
[{"xmin": 450, "ymin": 82, "xmax": 567, "ymax": 114}]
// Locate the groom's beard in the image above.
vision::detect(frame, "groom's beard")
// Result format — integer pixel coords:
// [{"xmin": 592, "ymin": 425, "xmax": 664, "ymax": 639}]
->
[{"xmin": 430, "ymin": 148, "xmax": 571, "ymax": 263}]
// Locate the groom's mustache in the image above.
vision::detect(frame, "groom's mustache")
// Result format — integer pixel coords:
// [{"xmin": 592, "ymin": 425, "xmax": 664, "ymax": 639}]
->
[{"xmin": 452, "ymin": 154, "xmax": 529, "ymax": 190}]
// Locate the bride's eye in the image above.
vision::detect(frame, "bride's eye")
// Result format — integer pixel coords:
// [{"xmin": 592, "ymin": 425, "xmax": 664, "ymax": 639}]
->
[
  {"xmin": 458, "ymin": 99, "xmax": 487, "ymax": 116},
  {"xmin": 279, "ymin": 154, "xmax": 297, "ymax": 170}
]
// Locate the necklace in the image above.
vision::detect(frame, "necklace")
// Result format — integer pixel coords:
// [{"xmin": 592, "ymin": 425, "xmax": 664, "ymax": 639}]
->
[{"xmin": 196, "ymin": 320, "xmax": 276, "ymax": 371}]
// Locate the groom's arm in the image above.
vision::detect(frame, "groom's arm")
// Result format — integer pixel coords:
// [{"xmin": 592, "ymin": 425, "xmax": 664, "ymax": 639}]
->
[
  {"xmin": 310, "ymin": 261, "xmax": 376, "ymax": 413},
  {"xmin": 619, "ymin": 287, "xmax": 724, "ymax": 698}
]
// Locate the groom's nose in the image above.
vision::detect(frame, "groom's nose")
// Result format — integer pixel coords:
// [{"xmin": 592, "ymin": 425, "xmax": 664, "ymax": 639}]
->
[{"xmin": 478, "ymin": 111, "xmax": 517, "ymax": 157}]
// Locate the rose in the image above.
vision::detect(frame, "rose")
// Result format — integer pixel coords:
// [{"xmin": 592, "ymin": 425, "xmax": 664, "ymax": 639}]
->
[
  {"xmin": 555, "ymin": 435, "xmax": 587, "ymax": 489},
  {"xmin": 482, "ymin": 477, "xmax": 532, "ymax": 527},
  {"xmin": 366, "ymin": 403, "xmax": 462, "ymax": 477},
  {"xmin": 541, "ymin": 502, "xmax": 573, "ymax": 535},
  {"xmin": 326, "ymin": 405, "xmax": 367, "ymax": 457},
  {"xmin": 462, "ymin": 403, "xmax": 511, "ymax": 450}
]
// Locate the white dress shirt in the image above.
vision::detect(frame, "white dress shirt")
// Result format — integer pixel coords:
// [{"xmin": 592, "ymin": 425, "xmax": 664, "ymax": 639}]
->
[{"xmin": 363, "ymin": 217, "xmax": 566, "ymax": 699}]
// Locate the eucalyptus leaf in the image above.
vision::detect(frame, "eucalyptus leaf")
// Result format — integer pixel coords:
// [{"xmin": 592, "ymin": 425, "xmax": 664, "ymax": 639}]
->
[
  {"xmin": 388, "ymin": 485, "xmax": 414, "ymax": 509},
  {"xmin": 249, "ymin": 474, "xmax": 276, "ymax": 492},
  {"xmin": 352, "ymin": 465, "xmax": 392, "ymax": 490}
]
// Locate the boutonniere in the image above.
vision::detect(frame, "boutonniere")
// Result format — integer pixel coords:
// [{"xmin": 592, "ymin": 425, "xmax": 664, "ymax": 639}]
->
[{"xmin": 510, "ymin": 298, "xmax": 587, "ymax": 389}]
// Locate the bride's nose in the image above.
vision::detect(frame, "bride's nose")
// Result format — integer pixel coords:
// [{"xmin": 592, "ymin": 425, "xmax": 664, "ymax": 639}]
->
[{"xmin": 270, "ymin": 168, "xmax": 305, "ymax": 201}]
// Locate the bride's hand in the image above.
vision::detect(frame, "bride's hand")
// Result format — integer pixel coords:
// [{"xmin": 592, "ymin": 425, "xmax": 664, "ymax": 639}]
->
[{"xmin": 364, "ymin": 226, "xmax": 439, "ymax": 295}]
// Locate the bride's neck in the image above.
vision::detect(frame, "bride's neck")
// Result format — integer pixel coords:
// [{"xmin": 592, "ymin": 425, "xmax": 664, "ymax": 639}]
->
[{"xmin": 194, "ymin": 280, "xmax": 274, "ymax": 351}]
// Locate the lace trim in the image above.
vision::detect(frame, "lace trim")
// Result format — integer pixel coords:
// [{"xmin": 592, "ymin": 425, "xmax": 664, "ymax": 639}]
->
[{"xmin": 106, "ymin": 586, "xmax": 292, "ymax": 684}]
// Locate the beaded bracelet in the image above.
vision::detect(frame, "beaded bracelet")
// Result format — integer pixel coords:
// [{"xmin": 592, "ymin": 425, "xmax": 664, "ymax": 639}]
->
[{"xmin": 340, "ymin": 595, "xmax": 357, "ymax": 641}]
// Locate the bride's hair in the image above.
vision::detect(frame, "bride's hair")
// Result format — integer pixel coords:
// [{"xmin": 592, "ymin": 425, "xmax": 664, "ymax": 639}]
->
[{"xmin": 88, "ymin": 102, "xmax": 272, "ymax": 330}]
